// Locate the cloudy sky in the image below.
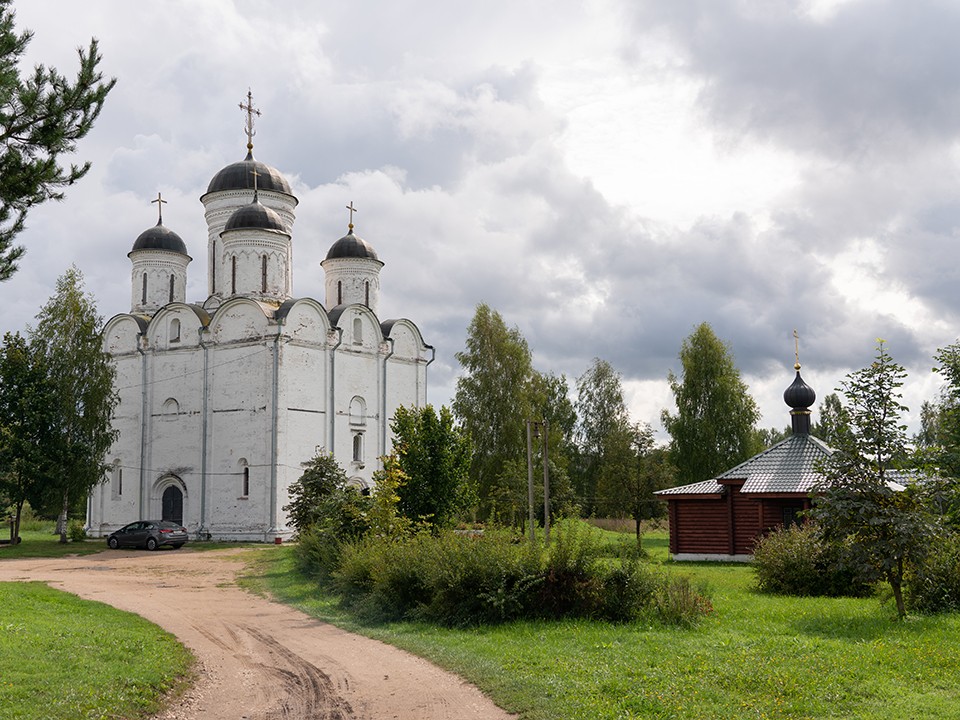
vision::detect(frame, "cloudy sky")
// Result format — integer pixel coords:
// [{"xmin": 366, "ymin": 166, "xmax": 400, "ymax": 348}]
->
[{"xmin": 3, "ymin": 0, "xmax": 958, "ymax": 439}]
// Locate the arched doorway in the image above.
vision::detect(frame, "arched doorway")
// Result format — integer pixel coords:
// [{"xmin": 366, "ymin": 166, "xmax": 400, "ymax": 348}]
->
[{"xmin": 162, "ymin": 485, "xmax": 183, "ymax": 524}]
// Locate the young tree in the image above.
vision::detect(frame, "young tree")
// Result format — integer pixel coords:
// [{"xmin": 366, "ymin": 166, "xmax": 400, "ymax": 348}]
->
[
  {"xmin": 661, "ymin": 323, "xmax": 759, "ymax": 485},
  {"xmin": 453, "ymin": 304, "xmax": 538, "ymax": 515},
  {"xmin": 0, "ymin": 2, "xmax": 116, "ymax": 279},
  {"xmin": 0, "ymin": 331, "xmax": 54, "ymax": 541},
  {"xmin": 27, "ymin": 266, "xmax": 117, "ymax": 541},
  {"xmin": 391, "ymin": 404, "xmax": 474, "ymax": 529},
  {"xmin": 283, "ymin": 451, "xmax": 368, "ymax": 536},
  {"xmin": 811, "ymin": 341, "xmax": 934, "ymax": 619},
  {"xmin": 575, "ymin": 357, "xmax": 630, "ymax": 514},
  {"xmin": 811, "ymin": 392, "xmax": 851, "ymax": 448}
]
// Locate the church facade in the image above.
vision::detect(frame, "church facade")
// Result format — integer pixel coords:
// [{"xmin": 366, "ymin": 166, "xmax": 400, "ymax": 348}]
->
[{"xmin": 87, "ymin": 115, "xmax": 432, "ymax": 541}]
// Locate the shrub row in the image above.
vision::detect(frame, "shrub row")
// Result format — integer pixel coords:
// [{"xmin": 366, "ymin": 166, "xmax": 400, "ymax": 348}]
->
[
  {"xmin": 300, "ymin": 521, "xmax": 711, "ymax": 626},
  {"xmin": 906, "ymin": 532, "xmax": 960, "ymax": 613},
  {"xmin": 752, "ymin": 523, "xmax": 874, "ymax": 597}
]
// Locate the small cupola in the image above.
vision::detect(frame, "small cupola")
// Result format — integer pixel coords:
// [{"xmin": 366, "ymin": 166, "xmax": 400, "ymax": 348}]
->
[
  {"xmin": 783, "ymin": 332, "xmax": 816, "ymax": 435},
  {"xmin": 128, "ymin": 194, "xmax": 191, "ymax": 315},
  {"xmin": 321, "ymin": 202, "xmax": 384, "ymax": 312}
]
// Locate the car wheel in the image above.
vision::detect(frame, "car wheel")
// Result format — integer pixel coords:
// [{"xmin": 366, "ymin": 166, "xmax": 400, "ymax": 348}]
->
[
  {"xmin": 108, "ymin": 537, "xmax": 119, "ymax": 550},
  {"xmin": 146, "ymin": 537, "xmax": 158, "ymax": 551}
]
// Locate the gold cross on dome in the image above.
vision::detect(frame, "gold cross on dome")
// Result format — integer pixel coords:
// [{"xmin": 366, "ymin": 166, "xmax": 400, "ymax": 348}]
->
[
  {"xmin": 250, "ymin": 167, "xmax": 260, "ymax": 195},
  {"xmin": 793, "ymin": 329, "xmax": 801, "ymax": 370},
  {"xmin": 151, "ymin": 192, "xmax": 167, "ymax": 224},
  {"xmin": 239, "ymin": 89, "xmax": 261, "ymax": 151},
  {"xmin": 346, "ymin": 201, "xmax": 358, "ymax": 231}
]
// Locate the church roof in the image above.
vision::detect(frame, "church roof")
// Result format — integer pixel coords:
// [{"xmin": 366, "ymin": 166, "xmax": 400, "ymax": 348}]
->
[
  {"xmin": 656, "ymin": 434, "xmax": 834, "ymax": 497},
  {"xmin": 205, "ymin": 151, "xmax": 293, "ymax": 196},
  {"xmin": 223, "ymin": 198, "xmax": 287, "ymax": 233},
  {"xmin": 130, "ymin": 221, "xmax": 189, "ymax": 256},
  {"xmin": 325, "ymin": 230, "xmax": 379, "ymax": 261}
]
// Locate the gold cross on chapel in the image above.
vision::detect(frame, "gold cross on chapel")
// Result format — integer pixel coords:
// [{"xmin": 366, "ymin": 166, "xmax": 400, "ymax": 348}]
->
[
  {"xmin": 239, "ymin": 89, "xmax": 261, "ymax": 152},
  {"xmin": 793, "ymin": 329, "xmax": 801, "ymax": 370},
  {"xmin": 151, "ymin": 192, "xmax": 167, "ymax": 224},
  {"xmin": 346, "ymin": 201, "xmax": 357, "ymax": 231}
]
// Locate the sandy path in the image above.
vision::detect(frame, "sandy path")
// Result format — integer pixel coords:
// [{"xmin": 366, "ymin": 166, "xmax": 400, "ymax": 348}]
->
[{"xmin": 0, "ymin": 548, "xmax": 516, "ymax": 720}]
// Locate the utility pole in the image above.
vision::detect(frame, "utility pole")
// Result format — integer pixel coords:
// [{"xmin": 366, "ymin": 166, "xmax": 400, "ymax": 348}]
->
[
  {"xmin": 543, "ymin": 419, "xmax": 550, "ymax": 544},
  {"xmin": 526, "ymin": 420, "xmax": 535, "ymax": 544}
]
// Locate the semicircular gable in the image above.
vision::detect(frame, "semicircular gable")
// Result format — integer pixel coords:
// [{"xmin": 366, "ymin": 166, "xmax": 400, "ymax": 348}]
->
[
  {"xmin": 147, "ymin": 303, "xmax": 210, "ymax": 349},
  {"xmin": 103, "ymin": 314, "xmax": 147, "ymax": 355},
  {"xmin": 332, "ymin": 304, "xmax": 384, "ymax": 349},
  {"xmin": 208, "ymin": 297, "xmax": 271, "ymax": 343},
  {"xmin": 277, "ymin": 298, "xmax": 330, "ymax": 343},
  {"xmin": 381, "ymin": 318, "xmax": 430, "ymax": 360}
]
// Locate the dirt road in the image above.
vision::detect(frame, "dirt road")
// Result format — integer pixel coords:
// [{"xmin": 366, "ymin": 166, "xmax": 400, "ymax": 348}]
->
[{"xmin": 0, "ymin": 548, "xmax": 516, "ymax": 720}]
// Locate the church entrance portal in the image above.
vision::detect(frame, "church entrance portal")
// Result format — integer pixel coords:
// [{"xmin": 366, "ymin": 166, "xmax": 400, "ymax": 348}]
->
[{"xmin": 162, "ymin": 486, "xmax": 183, "ymax": 524}]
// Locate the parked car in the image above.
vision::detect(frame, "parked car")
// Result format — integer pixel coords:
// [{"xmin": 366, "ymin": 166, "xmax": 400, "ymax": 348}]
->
[{"xmin": 107, "ymin": 520, "xmax": 188, "ymax": 550}]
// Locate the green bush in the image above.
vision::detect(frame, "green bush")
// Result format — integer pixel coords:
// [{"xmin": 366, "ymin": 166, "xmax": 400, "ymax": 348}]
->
[
  {"xmin": 906, "ymin": 531, "xmax": 960, "ymax": 613},
  {"xmin": 331, "ymin": 522, "xmax": 713, "ymax": 626},
  {"xmin": 752, "ymin": 523, "xmax": 873, "ymax": 597},
  {"xmin": 67, "ymin": 519, "xmax": 87, "ymax": 542}
]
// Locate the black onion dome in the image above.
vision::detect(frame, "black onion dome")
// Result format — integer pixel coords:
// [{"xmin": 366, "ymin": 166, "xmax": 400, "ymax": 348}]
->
[
  {"xmin": 325, "ymin": 231, "xmax": 379, "ymax": 261},
  {"xmin": 784, "ymin": 370, "xmax": 816, "ymax": 410},
  {"xmin": 206, "ymin": 151, "xmax": 292, "ymax": 196},
  {"xmin": 223, "ymin": 199, "xmax": 287, "ymax": 233},
  {"xmin": 130, "ymin": 221, "xmax": 188, "ymax": 255}
]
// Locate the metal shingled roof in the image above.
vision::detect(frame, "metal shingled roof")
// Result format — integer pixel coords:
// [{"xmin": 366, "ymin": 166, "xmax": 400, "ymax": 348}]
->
[{"xmin": 656, "ymin": 433, "xmax": 834, "ymax": 497}]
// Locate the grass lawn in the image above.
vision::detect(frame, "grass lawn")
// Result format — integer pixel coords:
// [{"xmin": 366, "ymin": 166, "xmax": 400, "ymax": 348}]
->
[
  {"xmin": 0, "ymin": 582, "xmax": 193, "ymax": 720},
  {"xmin": 246, "ymin": 529, "xmax": 960, "ymax": 720}
]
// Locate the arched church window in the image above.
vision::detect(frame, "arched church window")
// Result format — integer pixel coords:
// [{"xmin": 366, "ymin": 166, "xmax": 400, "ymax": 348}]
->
[
  {"xmin": 170, "ymin": 318, "xmax": 181, "ymax": 343},
  {"xmin": 352, "ymin": 433, "xmax": 363, "ymax": 463},
  {"xmin": 261, "ymin": 255, "xmax": 268, "ymax": 293},
  {"xmin": 337, "ymin": 280, "xmax": 342, "ymax": 305},
  {"xmin": 349, "ymin": 396, "xmax": 366, "ymax": 426},
  {"xmin": 365, "ymin": 281, "xmax": 370, "ymax": 307},
  {"xmin": 142, "ymin": 273, "xmax": 148, "ymax": 304},
  {"xmin": 353, "ymin": 317, "xmax": 363, "ymax": 345},
  {"xmin": 238, "ymin": 458, "xmax": 250, "ymax": 498},
  {"xmin": 169, "ymin": 274, "xmax": 175, "ymax": 303},
  {"xmin": 212, "ymin": 241, "xmax": 217, "ymax": 294},
  {"xmin": 111, "ymin": 460, "xmax": 122, "ymax": 498},
  {"xmin": 231, "ymin": 256, "xmax": 237, "ymax": 294}
]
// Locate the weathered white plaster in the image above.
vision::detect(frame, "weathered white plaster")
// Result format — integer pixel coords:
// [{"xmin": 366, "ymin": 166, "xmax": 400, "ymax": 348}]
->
[{"xmin": 89, "ymin": 151, "xmax": 430, "ymax": 542}]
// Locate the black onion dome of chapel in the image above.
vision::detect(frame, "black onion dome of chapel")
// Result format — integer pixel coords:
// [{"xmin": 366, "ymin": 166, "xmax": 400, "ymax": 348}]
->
[
  {"xmin": 783, "ymin": 368, "xmax": 816, "ymax": 410},
  {"xmin": 325, "ymin": 230, "xmax": 379, "ymax": 261},
  {"xmin": 223, "ymin": 198, "xmax": 287, "ymax": 233},
  {"xmin": 130, "ymin": 221, "xmax": 188, "ymax": 255},
  {"xmin": 206, "ymin": 151, "xmax": 293, "ymax": 196}
]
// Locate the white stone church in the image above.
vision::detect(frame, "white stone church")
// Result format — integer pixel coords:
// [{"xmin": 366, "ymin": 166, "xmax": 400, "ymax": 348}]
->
[{"xmin": 87, "ymin": 106, "xmax": 432, "ymax": 541}]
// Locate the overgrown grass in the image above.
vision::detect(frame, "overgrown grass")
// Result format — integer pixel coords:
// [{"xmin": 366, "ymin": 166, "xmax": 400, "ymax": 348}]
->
[
  {"xmin": 246, "ymin": 529, "xmax": 960, "ymax": 720},
  {"xmin": 0, "ymin": 582, "xmax": 193, "ymax": 720}
]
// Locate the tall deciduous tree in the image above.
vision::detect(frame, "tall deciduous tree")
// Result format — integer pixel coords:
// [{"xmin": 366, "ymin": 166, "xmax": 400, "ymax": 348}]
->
[
  {"xmin": 453, "ymin": 304, "xmax": 538, "ymax": 515},
  {"xmin": 575, "ymin": 357, "xmax": 630, "ymax": 514},
  {"xmin": 661, "ymin": 322, "xmax": 759, "ymax": 485},
  {"xmin": 811, "ymin": 341, "xmax": 934, "ymax": 619},
  {"xmin": 0, "ymin": 331, "xmax": 54, "ymax": 541},
  {"xmin": 811, "ymin": 392, "xmax": 851, "ymax": 448},
  {"xmin": 0, "ymin": 2, "xmax": 115, "ymax": 279},
  {"xmin": 28, "ymin": 266, "xmax": 117, "ymax": 541},
  {"xmin": 391, "ymin": 404, "xmax": 474, "ymax": 529}
]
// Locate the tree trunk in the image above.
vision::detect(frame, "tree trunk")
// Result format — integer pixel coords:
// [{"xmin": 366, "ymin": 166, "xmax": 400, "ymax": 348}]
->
[
  {"xmin": 58, "ymin": 490, "xmax": 69, "ymax": 543},
  {"xmin": 634, "ymin": 514, "xmax": 643, "ymax": 549},
  {"xmin": 889, "ymin": 560, "xmax": 906, "ymax": 620}
]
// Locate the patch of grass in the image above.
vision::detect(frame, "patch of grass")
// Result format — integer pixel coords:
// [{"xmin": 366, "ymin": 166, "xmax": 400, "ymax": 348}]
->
[
  {"xmin": 0, "ymin": 582, "xmax": 193, "ymax": 720},
  {"xmin": 250, "ymin": 530, "xmax": 960, "ymax": 720},
  {"xmin": 0, "ymin": 529, "xmax": 104, "ymax": 558}
]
